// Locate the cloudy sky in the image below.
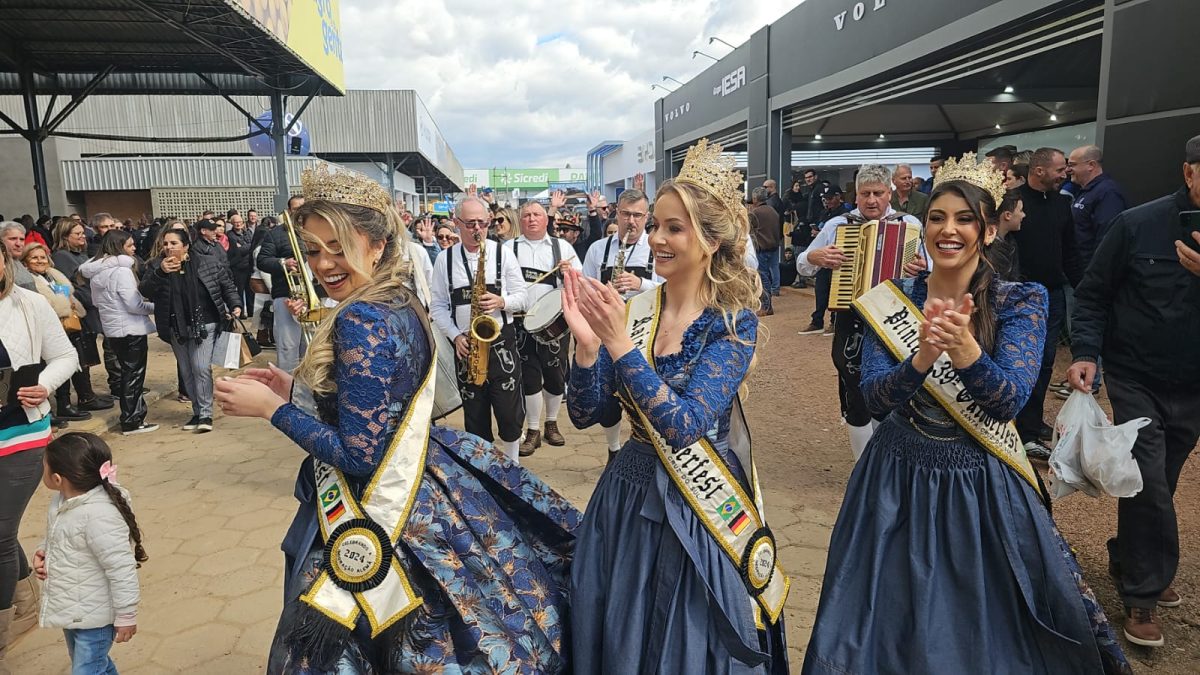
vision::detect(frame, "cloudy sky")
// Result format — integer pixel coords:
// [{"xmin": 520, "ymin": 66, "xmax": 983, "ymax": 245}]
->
[{"xmin": 340, "ymin": 0, "xmax": 804, "ymax": 168}]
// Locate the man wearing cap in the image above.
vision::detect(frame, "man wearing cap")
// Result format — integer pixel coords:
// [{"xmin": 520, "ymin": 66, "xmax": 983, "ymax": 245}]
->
[
  {"xmin": 1066, "ymin": 134, "xmax": 1200, "ymax": 649},
  {"xmin": 798, "ymin": 165, "xmax": 926, "ymax": 460},
  {"xmin": 556, "ymin": 216, "xmax": 587, "ymax": 260},
  {"xmin": 796, "ymin": 184, "xmax": 851, "ymax": 335},
  {"xmin": 193, "ymin": 218, "xmax": 229, "ymax": 268}
]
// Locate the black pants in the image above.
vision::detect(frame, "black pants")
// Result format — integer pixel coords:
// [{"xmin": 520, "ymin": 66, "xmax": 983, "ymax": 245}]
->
[
  {"xmin": 234, "ymin": 268, "xmax": 254, "ymax": 317},
  {"xmin": 1016, "ymin": 285, "xmax": 1066, "ymax": 440},
  {"xmin": 56, "ymin": 331, "xmax": 97, "ymax": 405},
  {"xmin": 1106, "ymin": 374, "xmax": 1200, "ymax": 609},
  {"xmin": 0, "ymin": 447, "xmax": 42, "ymax": 609},
  {"xmin": 108, "ymin": 334, "xmax": 150, "ymax": 430},
  {"xmin": 456, "ymin": 325, "xmax": 524, "ymax": 444},
  {"xmin": 812, "ymin": 268, "xmax": 832, "ymax": 327},
  {"xmin": 101, "ymin": 335, "xmax": 121, "ymax": 397},
  {"xmin": 831, "ymin": 311, "xmax": 871, "ymax": 426},
  {"xmin": 515, "ymin": 322, "xmax": 568, "ymax": 397}
]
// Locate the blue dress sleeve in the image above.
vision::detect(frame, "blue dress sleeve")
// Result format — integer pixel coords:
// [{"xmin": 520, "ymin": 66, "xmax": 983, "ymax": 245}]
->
[
  {"xmin": 614, "ymin": 312, "xmax": 757, "ymax": 449},
  {"xmin": 860, "ymin": 329, "xmax": 928, "ymax": 417},
  {"xmin": 567, "ymin": 347, "xmax": 619, "ymax": 429},
  {"xmin": 956, "ymin": 283, "xmax": 1048, "ymax": 420},
  {"xmin": 271, "ymin": 302, "xmax": 430, "ymax": 477}
]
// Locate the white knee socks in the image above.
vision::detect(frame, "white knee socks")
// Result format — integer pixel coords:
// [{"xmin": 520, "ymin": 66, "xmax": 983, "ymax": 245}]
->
[
  {"xmin": 544, "ymin": 393, "xmax": 563, "ymax": 422},
  {"xmin": 603, "ymin": 423, "xmax": 622, "ymax": 452},
  {"xmin": 524, "ymin": 393, "xmax": 543, "ymax": 430},
  {"xmin": 848, "ymin": 423, "xmax": 875, "ymax": 461},
  {"xmin": 503, "ymin": 439, "xmax": 520, "ymax": 463}
]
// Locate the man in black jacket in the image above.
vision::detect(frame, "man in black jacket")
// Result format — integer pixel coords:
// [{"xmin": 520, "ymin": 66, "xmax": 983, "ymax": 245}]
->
[
  {"xmin": 1011, "ymin": 147, "xmax": 1082, "ymax": 453},
  {"xmin": 256, "ymin": 212, "xmax": 305, "ymax": 373},
  {"xmin": 1065, "ymin": 135, "xmax": 1200, "ymax": 649},
  {"xmin": 226, "ymin": 211, "xmax": 255, "ymax": 317},
  {"xmin": 193, "ymin": 218, "xmax": 229, "ymax": 268}
]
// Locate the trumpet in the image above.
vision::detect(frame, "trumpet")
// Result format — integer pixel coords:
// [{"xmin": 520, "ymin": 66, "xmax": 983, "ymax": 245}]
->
[{"xmin": 279, "ymin": 211, "xmax": 332, "ymax": 339}]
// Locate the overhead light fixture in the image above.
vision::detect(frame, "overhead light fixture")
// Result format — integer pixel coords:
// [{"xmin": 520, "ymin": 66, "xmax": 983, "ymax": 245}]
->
[
  {"xmin": 1004, "ymin": 85, "xmax": 1015, "ymax": 94},
  {"xmin": 878, "ymin": 134, "xmax": 886, "ymax": 140},
  {"xmin": 1050, "ymin": 114, "xmax": 1058, "ymax": 122},
  {"xmin": 995, "ymin": 124, "xmax": 1002, "ymax": 130},
  {"xmin": 814, "ymin": 134, "xmax": 823, "ymax": 140}
]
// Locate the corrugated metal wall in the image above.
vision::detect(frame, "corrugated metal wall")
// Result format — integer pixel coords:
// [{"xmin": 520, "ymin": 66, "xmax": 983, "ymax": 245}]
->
[
  {"xmin": 0, "ymin": 90, "xmax": 462, "ymax": 181},
  {"xmin": 61, "ymin": 156, "xmax": 326, "ymax": 191}
]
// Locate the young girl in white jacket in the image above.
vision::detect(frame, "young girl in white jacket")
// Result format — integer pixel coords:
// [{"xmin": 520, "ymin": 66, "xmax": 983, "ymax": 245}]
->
[{"xmin": 34, "ymin": 432, "xmax": 146, "ymax": 674}]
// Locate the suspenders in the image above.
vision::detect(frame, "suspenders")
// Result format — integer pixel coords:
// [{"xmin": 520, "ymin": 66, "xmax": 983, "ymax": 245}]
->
[
  {"xmin": 514, "ymin": 237, "xmax": 563, "ymax": 287},
  {"xmin": 600, "ymin": 234, "xmax": 654, "ymax": 283}
]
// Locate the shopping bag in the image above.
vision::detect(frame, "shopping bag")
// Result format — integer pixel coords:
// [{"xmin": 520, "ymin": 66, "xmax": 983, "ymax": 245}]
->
[
  {"xmin": 235, "ymin": 319, "xmax": 263, "ymax": 358},
  {"xmin": 61, "ymin": 312, "xmax": 82, "ymax": 333},
  {"xmin": 211, "ymin": 330, "xmax": 243, "ymax": 369},
  {"xmin": 1049, "ymin": 391, "xmax": 1147, "ymax": 499}
]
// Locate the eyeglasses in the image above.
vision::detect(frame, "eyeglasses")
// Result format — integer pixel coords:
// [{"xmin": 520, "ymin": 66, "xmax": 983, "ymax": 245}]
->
[
  {"xmin": 436, "ymin": 234, "xmax": 457, "ymax": 241},
  {"xmin": 491, "ymin": 217, "xmax": 507, "ymax": 227},
  {"xmin": 455, "ymin": 218, "xmax": 489, "ymax": 229},
  {"xmin": 617, "ymin": 209, "xmax": 648, "ymax": 221}
]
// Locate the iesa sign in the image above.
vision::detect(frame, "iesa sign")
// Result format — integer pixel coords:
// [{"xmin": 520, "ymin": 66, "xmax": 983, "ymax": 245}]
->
[
  {"xmin": 834, "ymin": 0, "xmax": 889, "ymax": 31},
  {"xmin": 713, "ymin": 66, "xmax": 746, "ymax": 98}
]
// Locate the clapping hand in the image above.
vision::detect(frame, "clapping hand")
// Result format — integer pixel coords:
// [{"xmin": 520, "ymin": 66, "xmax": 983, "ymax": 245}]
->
[
  {"xmin": 214, "ymin": 377, "xmax": 286, "ymax": 421},
  {"xmin": 238, "ymin": 363, "xmax": 294, "ymax": 401},
  {"xmin": 562, "ymin": 268, "xmax": 601, "ymax": 363},
  {"xmin": 925, "ymin": 294, "xmax": 981, "ymax": 368},
  {"xmin": 576, "ymin": 273, "xmax": 633, "ymax": 359}
]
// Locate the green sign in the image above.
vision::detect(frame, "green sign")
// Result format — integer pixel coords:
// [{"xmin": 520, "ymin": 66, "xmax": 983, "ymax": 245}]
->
[{"xmin": 461, "ymin": 168, "xmax": 590, "ymax": 191}]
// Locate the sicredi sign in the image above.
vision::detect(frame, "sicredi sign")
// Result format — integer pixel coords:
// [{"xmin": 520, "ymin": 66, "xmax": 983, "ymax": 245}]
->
[{"xmin": 461, "ymin": 168, "xmax": 585, "ymax": 191}]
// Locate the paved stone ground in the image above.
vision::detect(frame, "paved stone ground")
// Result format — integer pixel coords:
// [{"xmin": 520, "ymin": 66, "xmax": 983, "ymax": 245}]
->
[{"xmin": 10, "ymin": 311, "xmax": 834, "ymax": 674}]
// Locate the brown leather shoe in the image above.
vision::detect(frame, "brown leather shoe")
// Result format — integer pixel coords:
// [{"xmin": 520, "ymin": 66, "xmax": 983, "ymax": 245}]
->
[
  {"xmin": 519, "ymin": 430, "xmax": 541, "ymax": 457},
  {"xmin": 543, "ymin": 421, "xmax": 566, "ymax": 446},
  {"xmin": 1123, "ymin": 606, "xmax": 1164, "ymax": 647},
  {"xmin": 1159, "ymin": 587, "xmax": 1182, "ymax": 608}
]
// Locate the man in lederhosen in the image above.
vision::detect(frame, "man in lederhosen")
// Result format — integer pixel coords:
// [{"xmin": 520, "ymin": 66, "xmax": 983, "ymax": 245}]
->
[
  {"xmin": 582, "ymin": 188, "xmax": 664, "ymax": 461},
  {"xmin": 798, "ymin": 164, "xmax": 926, "ymax": 460},
  {"xmin": 431, "ymin": 196, "xmax": 529, "ymax": 461},
  {"xmin": 506, "ymin": 201, "xmax": 583, "ymax": 457}
]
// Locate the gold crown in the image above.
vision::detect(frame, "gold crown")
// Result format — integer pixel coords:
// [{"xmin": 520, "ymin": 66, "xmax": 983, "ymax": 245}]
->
[
  {"xmin": 933, "ymin": 151, "xmax": 1006, "ymax": 207},
  {"xmin": 675, "ymin": 138, "xmax": 746, "ymax": 216},
  {"xmin": 301, "ymin": 164, "xmax": 392, "ymax": 214}
]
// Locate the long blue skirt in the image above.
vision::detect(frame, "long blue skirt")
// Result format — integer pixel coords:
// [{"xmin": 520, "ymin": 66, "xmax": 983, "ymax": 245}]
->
[
  {"xmin": 571, "ymin": 440, "xmax": 788, "ymax": 674},
  {"xmin": 802, "ymin": 416, "xmax": 1130, "ymax": 674}
]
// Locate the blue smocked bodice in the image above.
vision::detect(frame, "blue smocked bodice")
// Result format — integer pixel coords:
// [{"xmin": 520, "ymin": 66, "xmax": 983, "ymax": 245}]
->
[
  {"xmin": 859, "ymin": 274, "xmax": 1048, "ymax": 442},
  {"xmin": 568, "ymin": 306, "xmax": 758, "ymax": 484}
]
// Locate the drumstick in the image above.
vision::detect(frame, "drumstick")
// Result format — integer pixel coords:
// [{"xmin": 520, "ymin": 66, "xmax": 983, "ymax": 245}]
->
[{"xmin": 526, "ymin": 257, "xmax": 578, "ymax": 286}]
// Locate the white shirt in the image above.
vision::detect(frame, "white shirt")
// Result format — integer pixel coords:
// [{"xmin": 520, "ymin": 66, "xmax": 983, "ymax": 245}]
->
[
  {"xmin": 430, "ymin": 239, "xmax": 528, "ymax": 341},
  {"xmin": 582, "ymin": 232, "xmax": 664, "ymax": 299},
  {"xmin": 504, "ymin": 235, "xmax": 582, "ymax": 308},
  {"xmin": 796, "ymin": 207, "xmax": 926, "ymax": 277}
]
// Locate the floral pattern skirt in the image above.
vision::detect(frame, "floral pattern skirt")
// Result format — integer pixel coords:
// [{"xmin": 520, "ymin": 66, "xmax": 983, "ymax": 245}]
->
[{"xmin": 268, "ymin": 426, "xmax": 581, "ymax": 674}]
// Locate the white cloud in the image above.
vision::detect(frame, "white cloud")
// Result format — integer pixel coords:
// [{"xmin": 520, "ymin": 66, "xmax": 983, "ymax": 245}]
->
[{"xmin": 340, "ymin": 0, "xmax": 802, "ymax": 167}]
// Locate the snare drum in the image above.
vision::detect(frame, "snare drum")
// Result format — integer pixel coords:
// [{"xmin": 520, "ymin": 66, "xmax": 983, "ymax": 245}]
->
[{"xmin": 524, "ymin": 288, "xmax": 568, "ymax": 346}]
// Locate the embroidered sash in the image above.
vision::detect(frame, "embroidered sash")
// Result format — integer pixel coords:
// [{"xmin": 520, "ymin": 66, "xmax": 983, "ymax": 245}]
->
[
  {"xmin": 853, "ymin": 281, "xmax": 1039, "ymax": 490},
  {"xmin": 298, "ymin": 338, "xmax": 437, "ymax": 636},
  {"xmin": 622, "ymin": 288, "xmax": 789, "ymax": 625}
]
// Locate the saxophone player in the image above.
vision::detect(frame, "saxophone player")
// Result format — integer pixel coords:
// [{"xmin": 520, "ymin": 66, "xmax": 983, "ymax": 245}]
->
[
  {"xmin": 431, "ymin": 196, "xmax": 528, "ymax": 461},
  {"xmin": 581, "ymin": 188, "xmax": 663, "ymax": 461}
]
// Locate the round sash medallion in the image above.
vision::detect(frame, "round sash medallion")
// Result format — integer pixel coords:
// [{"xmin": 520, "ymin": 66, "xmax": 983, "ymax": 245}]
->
[
  {"xmin": 323, "ymin": 519, "xmax": 393, "ymax": 592},
  {"xmin": 741, "ymin": 527, "xmax": 777, "ymax": 596}
]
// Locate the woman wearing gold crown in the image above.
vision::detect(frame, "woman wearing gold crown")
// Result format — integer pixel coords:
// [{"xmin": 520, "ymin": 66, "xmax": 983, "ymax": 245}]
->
[
  {"xmin": 564, "ymin": 139, "xmax": 789, "ymax": 673},
  {"xmin": 801, "ymin": 155, "xmax": 1130, "ymax": 674},
  {"xmin": 214, "ymin": 166, "xmax": 581, "ymax": 673}
]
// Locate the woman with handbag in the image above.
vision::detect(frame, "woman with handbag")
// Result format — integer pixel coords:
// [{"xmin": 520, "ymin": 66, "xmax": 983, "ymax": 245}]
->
[
  {"xmin": 49, "ymin": 219, "xmax": 112, "ymax": 413},
  {"xmin": 78, "ymin": 231, "xmax": 158, "ymax": 436},
  {"xmin": 0, "ymin": 246, "xmax": 80, "ymax": 669},
  {"xmin": 140, "ymin": 228, "xmax": 241, "ymax": 433},
  {"xmin": 19, "ymin": 243, "xmax": 91, "ymax": 426}
]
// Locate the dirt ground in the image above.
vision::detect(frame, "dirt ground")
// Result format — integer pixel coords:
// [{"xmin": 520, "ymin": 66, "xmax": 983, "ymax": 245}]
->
[{"xmin": 751, "ymin": 286, "xmax": 1199, "ymax": 673}]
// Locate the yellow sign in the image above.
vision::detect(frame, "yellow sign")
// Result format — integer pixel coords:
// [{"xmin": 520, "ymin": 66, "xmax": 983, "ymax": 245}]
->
[{"xmin": 230, "ymin": 0, "xmax": 346, "ymax": 94}]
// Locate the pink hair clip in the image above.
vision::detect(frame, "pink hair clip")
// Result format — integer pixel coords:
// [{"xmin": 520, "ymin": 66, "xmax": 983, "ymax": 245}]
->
[{"xmin": 99, "ymin": 461, "xmax": 118, "ymax": 484}]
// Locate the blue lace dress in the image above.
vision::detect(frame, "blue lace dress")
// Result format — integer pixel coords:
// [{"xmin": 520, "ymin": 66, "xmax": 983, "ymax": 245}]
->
[
  {"xmin": 266, "ymin": 300, "xmax": 581, "ymax": 674},
  {"xmin": 802, "ymin": 276, "xmax": 1130, "ymax": 675},
  {"xmin": 568, "ymin": 307, "xmax": 789, "ymax": 674}
]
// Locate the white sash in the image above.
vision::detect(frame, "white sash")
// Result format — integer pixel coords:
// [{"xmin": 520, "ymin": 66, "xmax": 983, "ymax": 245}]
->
[
  {"xmin": 622, "ymin": 288, "xmax": 789, "ymax": 625},
  {"xmin": 298, "ymin": 332, "xmax": 438, "ymax": 636},
  {"xmin": 853, "ymin": 281, "xmax": 1040, "ymax": 490}
]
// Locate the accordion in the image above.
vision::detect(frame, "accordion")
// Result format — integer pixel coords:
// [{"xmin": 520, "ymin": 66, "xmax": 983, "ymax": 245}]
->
[{"xmin": 829, "ymin": 216, "xmax": 922, "ymax": 311}]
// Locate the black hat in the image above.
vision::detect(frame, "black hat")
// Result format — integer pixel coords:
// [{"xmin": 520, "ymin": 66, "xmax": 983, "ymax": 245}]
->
[
  {"xmin": 195, "ymin": 219, "xmax": 218, "ymax": 231},
  {"xmin": 986, "ymin": 145, "xmax": 1018, "ymax": 160},
  {"xmin": 1187, "ymin": 135, "xmax": 1200, "ymax": 164},
  {"xmin": 820, "ymin": 184, "xmax": 843, "ymax": 199}
]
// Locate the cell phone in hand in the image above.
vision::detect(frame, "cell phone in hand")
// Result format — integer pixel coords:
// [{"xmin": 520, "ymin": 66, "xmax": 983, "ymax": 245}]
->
[{"xmin": 1180, "ymin": 210, "xmax": 1200, "ymax": 253}]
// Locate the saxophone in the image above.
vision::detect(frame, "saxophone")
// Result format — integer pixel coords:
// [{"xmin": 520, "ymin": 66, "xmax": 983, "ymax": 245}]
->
[
  {"xmin": 466, "ymin": 232, "xmax": 501, "ymax": 385},
  {"xmin": 611, "ymin": 228, "xmax": 633, "ymax": 285}
]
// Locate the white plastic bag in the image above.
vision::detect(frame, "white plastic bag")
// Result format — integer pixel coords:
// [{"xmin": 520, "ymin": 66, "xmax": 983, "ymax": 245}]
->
[
  {"xmin": 211, "ymin": 330, "xmax": 243, "ymax": 370},
  {"xmin": 1048, "ymin": 390, "xmax": 1148, "ymax": 499}
]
